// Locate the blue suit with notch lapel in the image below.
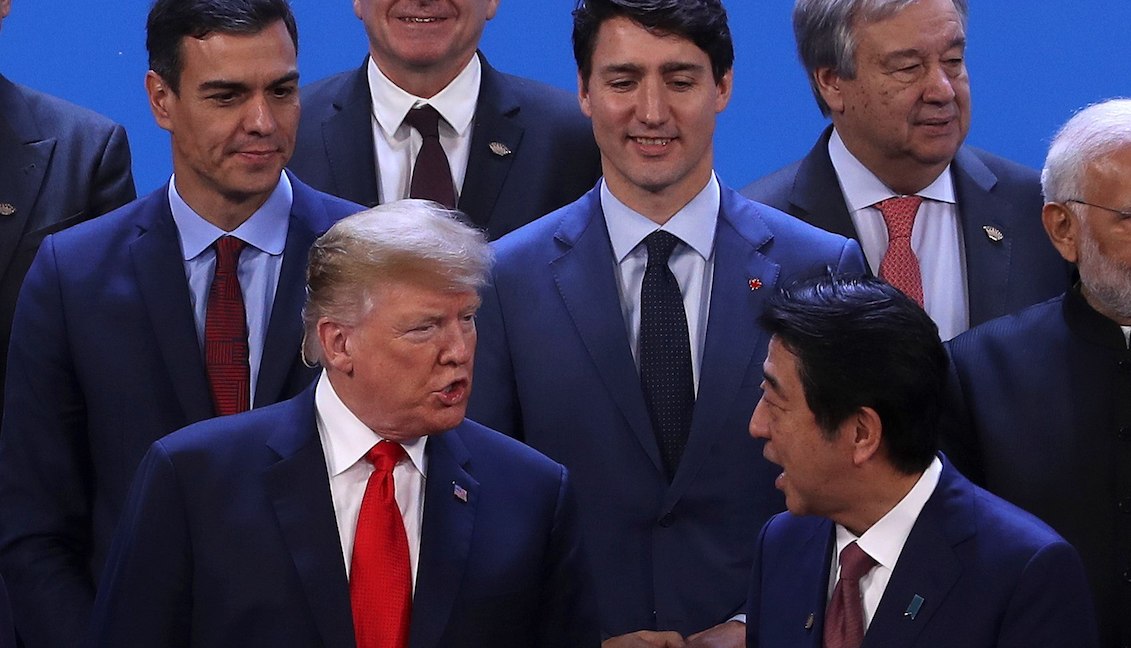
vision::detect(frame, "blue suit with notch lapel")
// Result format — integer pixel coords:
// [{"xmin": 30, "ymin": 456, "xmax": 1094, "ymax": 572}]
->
[
  {"xmin": 468, "ymin": 183, "xmax": 866, "ymax": 637},
  {"xmin": 287, "ymin": 53, "xmax": 602, "ymax": 240},
  {"xmin": 89, "ymin": 382, "xmax": 598, "ymax": 647},
  {"xmin": 741, "ymin": 127, "xmax": 1071, "ymax": 328},
  {"xmin": 0, "ymin": 173, "xmax": 361, "ymax": 648},
  {"xmin": 746, "ymin": 457, "xmax": 1099, "ymax": 647},
  {"xmin": 0, "ymin": 74, "xmax": 135, "ymax": 423}
]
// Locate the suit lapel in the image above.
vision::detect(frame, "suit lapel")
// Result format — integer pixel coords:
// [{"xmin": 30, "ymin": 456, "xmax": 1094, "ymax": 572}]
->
[
  {"xmin": 951, "ymin": 148, "xmax": 1011, "ymax": 325},
  {"xmin": 410, "ymin": 426, "xmax": 479, "ymax": 648},
  {"xmin": 862, "ymin": 462, "xmax": 969, "ymax": 647},
  {"xmin": 254, "ymin": 175, "xmax": 329, "ymax": 407},
  {"xmin": 790, "ymin": 127, "xmax": 858, "ymax": 240},
  {"xmin": 667, "ymin": 189, "xmax": 779, "ymax": 504},
  {"xmin": 459, "ymin": 54, "xmax": 523, "ymax": 231},
  {"xmin": 550, "ymin": 192, "xmax": 665, "ymax": 475},
  {"xmin": 321, "ymin": 63, "xmax": 380, "ymax": 207},
  {"xmin": 129, "ymin": 189, "xmax": 214, "ymax": 422},
  {"xmin": 265, "ymin": 385, "xmax": 356, "ymax": 648},
  {"xmin": 0, "ymin": 77, "xmax": 52, "ymax": 278}
]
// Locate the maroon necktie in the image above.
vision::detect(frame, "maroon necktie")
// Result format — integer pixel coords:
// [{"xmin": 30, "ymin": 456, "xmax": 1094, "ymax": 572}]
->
[
  {"xmin": 876, "ymin": 196, "xmax": 925, "ymax": 307},
  {"xmin": 203, "ymin": 236, "xmax": 249, "ymax": 416},
  {"xmin": 824, "ymin": 542, "xmax": 877, "ymax": 648},
  {"xmin": 351, "ymin": 442, "xmax": 411, "ymax": 648},
  {"xmin": 404, "ymin": 104, "xmax": 456, "ymax": 209}
]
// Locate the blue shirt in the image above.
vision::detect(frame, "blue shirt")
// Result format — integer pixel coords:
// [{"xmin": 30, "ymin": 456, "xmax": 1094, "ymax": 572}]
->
[{"xmin": 167, "ymin": 173, "xmax": 292, "ymax": 406}]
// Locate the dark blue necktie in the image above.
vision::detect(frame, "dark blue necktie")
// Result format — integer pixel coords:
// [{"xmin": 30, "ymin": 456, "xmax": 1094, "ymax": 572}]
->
[
  {"xmin": 404, "ymin": 104, "xmax": 456, "ymax": 209},
  {"xmin": 639, "ymin": 230, "xmax": 694, "ymax": 480}
]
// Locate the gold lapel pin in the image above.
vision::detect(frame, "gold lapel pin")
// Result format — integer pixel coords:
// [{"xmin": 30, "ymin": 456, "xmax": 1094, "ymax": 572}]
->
[
  {"xmin": 489, "ymin": 141, "xmax": 513, "ymax": 157},
  {"xmin": 0, "ymin": 203, "xmax": 16, "ymax": 217},
  {"xmin": 983, "ymin": 225, "xmax": 1004, "ymax": 242}
]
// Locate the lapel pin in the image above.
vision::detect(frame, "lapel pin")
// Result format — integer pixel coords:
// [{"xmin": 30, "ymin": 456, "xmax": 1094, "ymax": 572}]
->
[
  {"xmin": 0, "ymin": 203, "xmax": 15, "ymax": 217},
  {"xmin": 489, "ymin": 141, "xmax": 513, "ymax": 157},
  {"xmin": 804, "ymin": 612, "xmax": 815, "ymax": 630},
  {"xmin": 904, "ymin": 594, "xmax": 925, "ymax": 620},
  {"xmin": 452, "ymin": 482, "xmax": 468, "ymax": 503},
  {"xmin": 982, "ymin": 225, "xmax": 1004, "ymax": 242},
  {"xmin": 749, "ymin": 278, "xmax": 763, "ymax": 291}
]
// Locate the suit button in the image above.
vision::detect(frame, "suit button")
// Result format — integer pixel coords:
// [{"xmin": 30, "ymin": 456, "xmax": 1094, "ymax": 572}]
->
[{"xmin": 658, "ymin": 513, "xmax": 674, "ymax": 527}]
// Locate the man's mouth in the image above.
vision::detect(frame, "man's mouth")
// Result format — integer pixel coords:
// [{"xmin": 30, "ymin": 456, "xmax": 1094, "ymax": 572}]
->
[{"xmin": 632, "ymin": 137, "xmax": 673, "ymax": 147}]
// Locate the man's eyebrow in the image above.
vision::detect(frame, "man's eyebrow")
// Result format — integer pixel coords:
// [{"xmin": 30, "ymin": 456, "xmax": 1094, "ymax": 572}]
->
[
  {"xmin": 660, "ymin": 61, "xmax": 706, "ymax": 75},
  {"xmin": 762, "ymin": 368, "xmax": 780, "ymax": 393}
]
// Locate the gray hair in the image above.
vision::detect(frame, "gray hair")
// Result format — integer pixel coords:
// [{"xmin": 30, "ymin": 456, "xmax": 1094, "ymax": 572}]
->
[
  {"xmin": 793, "ymin": 0, "xmax": 969, "ymax": 116},
  {"xmin": 301, "ymin": 199, "xmax": 494, "ymax": 364},
  {"xmin": 1042, "ymin": 98, "xmax": 1131, "ymax": 203}
]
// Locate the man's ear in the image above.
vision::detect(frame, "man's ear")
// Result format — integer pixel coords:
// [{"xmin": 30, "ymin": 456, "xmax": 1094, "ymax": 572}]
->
[
  {"xmin": 317, "ymin": 319, "xmax": 354, "ymax": 375},
  {"xmin": 1042, "ymin": 202, "xmax": 1081, "ymax": 264},
  {"xmin": 814, "ymin": 67, "xmax": 846, "ymax": 114},
  {"xmin": 848, "ymin": 406, "xmax": 883, "ymax": 466},
  {"xmin": 577, "ymin": 71, "xmax": 593, "ymax": 119},
  {"xmin": 145, "ymin": 70, "xmax": 176, "ymax": 132}
]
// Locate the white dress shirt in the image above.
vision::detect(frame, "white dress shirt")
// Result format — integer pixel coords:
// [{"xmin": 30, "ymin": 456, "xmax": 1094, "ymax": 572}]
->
[
  {"xmin": 366, "ymin": 54, "xmax": 480, "ymax": 205},
  {"xmin": 828, "ymin": 130, "xmax": 970, "ymax": 340},
  {"xmin": 601, "ymin": 174, "xmax": 720, "ymax": 391},
  {"xmin": 168, "ymin": 172, "xmax": 291, "ymax": 405},
  {"xmin": 313, "ymin": 371, "xmax": 428, "ymax": 593},
  {"xmin": 828, "ymin": 457, "xmax": 944, "ymax": 631}
]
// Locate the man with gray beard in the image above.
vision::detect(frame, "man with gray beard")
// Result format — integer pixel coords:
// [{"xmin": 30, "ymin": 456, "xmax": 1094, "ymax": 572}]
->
[{"xmin": 943, "ymin": 98, "xmax": 1131, "ymax": 647}]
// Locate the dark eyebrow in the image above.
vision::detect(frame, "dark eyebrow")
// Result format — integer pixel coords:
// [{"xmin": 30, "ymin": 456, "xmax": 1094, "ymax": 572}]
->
[
  {"xmin": 660, "ymin": 62, "xmax": 706, "ymax": 75},
  {"xmin": 762, "ymin": 368, "xmax": 780, "ymax": 393},
  {"xmin": 198, "ymin": 71, "xmax": 299, "ymax": 94},
  {"xmin": 599, "ymin": 63, "xmax": 643, "ymax": 76}
]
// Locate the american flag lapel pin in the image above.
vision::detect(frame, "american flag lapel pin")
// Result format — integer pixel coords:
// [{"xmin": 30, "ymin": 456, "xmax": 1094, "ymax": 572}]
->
[{"xmin": 452, "ymin": 482, "xmax": 468, "ymax": 503}]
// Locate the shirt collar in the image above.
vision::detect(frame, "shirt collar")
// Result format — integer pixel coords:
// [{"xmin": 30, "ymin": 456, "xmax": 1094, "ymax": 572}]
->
[
  {"xmin": 828, "ymin": 128, "xmax": 956, "ymax": 210},
  {"xmin": 314, "ymin": 371, "xmax": 427, "ymax": 478},
  {"xmin": 835, "ymin": 456, "xmax": 943, "ymax": 572},
  {"xmin": 366, "ymin": 53, "xmax": 481, "ymax": 140},
  {"xmin": 601, "ymin": 172, "xmax": 720, "ymax": 264},
  {"xmin": 167, "ymin": 172, "xmax": 292, "ymax": 261}
]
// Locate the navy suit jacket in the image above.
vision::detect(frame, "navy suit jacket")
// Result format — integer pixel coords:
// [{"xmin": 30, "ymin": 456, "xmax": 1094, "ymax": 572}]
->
[
  {"xmin": 468, "ymin": 183, "xmax": 866, "ymax": 637},
  {"xmin": 0, "ymin": 174, "xmax": 360, "ymax": 648},
  {"xmin": 288, "ymin": 53, "xmax": 601, "ymax": 240},
  {"xmin": 944, "ymin": 289, "xmax": 1128, "ymax": 646},
  {"xmin": 746, "ymin": 458, "xmax": 1099, "ymax": 647},
  {"xmin": 741, "ymin": 127, "xmax": 1071, "ymax": 328},
  {"xmin": 0, "ymin": 74, "xmax": 135, "ymax": 421},
  {"xmin": 89, "ymin": 383, "xmax": 598, "ymax": 648}
]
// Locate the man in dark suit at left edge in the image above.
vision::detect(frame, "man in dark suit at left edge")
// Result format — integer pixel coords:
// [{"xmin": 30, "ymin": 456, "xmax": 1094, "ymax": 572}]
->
[
  {"xmin": 0, "ymin": 1, "xmax": 360, "ymax": 645},
  {"xmin": 0, "ymin": 0, "xmax": 136, "ymax": 422}
]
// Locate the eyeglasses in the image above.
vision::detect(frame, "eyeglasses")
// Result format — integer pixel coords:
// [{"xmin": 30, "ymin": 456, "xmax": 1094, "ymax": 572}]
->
[{"xmin": 1065, "ymin": 199, "xmax": 1131, "ymax": 220}]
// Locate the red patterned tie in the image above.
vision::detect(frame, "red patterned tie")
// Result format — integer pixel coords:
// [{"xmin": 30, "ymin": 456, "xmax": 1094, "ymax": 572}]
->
[
  {"xmin": 204, "ymin": 236, "xmax": 249, "ymax": 416},
  {"xmin": 404, "ymin": 104, "xmax": 456, "ymax": 209},
  {"xmin": 876, "ymin": 196, "xmax": 925, "ymax": 307},
  {"xmin": 824, "ymin": 542, "xmax": 877, "ymax": 648},
  {"xmin": 351, "ymin": 442, "xmax": 412, "ymax": 648}
]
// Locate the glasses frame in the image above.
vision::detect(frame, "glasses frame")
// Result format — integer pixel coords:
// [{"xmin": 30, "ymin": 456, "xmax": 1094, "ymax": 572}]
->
[{"xmin": 1064, "ymin": 199, "xmax": 1131, "ymax": 220}]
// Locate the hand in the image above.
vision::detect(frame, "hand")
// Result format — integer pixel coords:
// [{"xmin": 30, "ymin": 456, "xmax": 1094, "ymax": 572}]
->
[
  {"xmin": 602, "ymin": 630, "xmax": 687, "ymax": 647},
  {"xmin": 685, "ymin": 620, "xmax": 745, "ymax": 648}
]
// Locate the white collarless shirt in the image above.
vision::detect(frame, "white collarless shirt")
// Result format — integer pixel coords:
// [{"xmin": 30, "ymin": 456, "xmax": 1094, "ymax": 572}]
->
[
  {"xmin": 314, "ymin": 371, "xmax": 428, "ymax": 592},
  {"xmin": 366, "ymin": 54, "xmax": 480, "ymax": 206},
  {"xmin": 828, "ymin": 130, "xmax": 969, "ymax": 340}
]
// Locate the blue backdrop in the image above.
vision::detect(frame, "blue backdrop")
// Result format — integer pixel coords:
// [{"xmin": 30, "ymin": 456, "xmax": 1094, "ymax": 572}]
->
[{"xmin": 1, "ymin": 1, "xmax": 1128, "ymax": 195}]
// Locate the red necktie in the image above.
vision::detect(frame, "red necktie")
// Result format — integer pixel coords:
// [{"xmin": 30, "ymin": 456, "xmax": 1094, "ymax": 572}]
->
[
  {"xmin": 351, "ymin": 442, "xmax": 411, "ymax": 648},
  {"xmin": 824, "ymin": 542, "xmax": 877, "ymax": 648},
  {"xmin": 404, "ymin": 104, "xmax": 456, "ymax": 209},
  {"xmin": 876, "ymin": 196, "xmax": 925, "ymax": 307},
  {"xmin": 203, "ymin": 236, "xmax": 250, "ymax": 416}
]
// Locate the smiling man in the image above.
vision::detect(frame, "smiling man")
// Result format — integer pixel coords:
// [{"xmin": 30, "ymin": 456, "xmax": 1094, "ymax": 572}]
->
[
  {"xmin": 746, "ymin": 275, "xmax": 1098, "ymax": 647},
  {"xmin": 90, "ymin": 202, "xmax": 597, "ymax": 647},
  {"xmin": 743, "ymin": 0, "xmax": 1070, "ymax": 340},
  {"xmin": 288, "ymin": 0, "xmax": 601, "ymax": 239},
  {"xmin": 467, "ymin": 1, "xmax": 864, "ymax": 646},
  {"xmin": 0, "ymin": 1, "xmax": 360, "ymax": 645}
]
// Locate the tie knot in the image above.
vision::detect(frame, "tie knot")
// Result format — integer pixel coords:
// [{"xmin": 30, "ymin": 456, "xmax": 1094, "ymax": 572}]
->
[
  {"xmin": 365, "ymin": 441, "xmax": 406, "ymax": 473},
  {"xmin": 838, "ymin": 542, "xmax": 877, "ymax": 582},
  {"xmin": 875, "ymin": 195, "xmax": 923, "ymax": 239},
  {"xmin": 644, "ymin": 230, "xmax": 682, "ymax": 269},
  {"xmin": 404, "ymin": 104, "xmax": 443, "ymax": 139},
  {"xmin": 214, "ymin": 236, "xmax": 246, "ymax": 270}
]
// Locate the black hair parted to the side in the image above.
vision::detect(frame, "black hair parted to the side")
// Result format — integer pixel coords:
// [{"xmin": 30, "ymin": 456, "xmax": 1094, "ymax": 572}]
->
[
  {"xmin": 572, "ymin": 0, "xmax": 734, "ymax": 85},
  {"xmin": 146, "ymin": 0, "xmax": 298, "ymax": 93},
  {"xmin": 760, "ymin": 273, "xmax": 947, "ymax": 475}
]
